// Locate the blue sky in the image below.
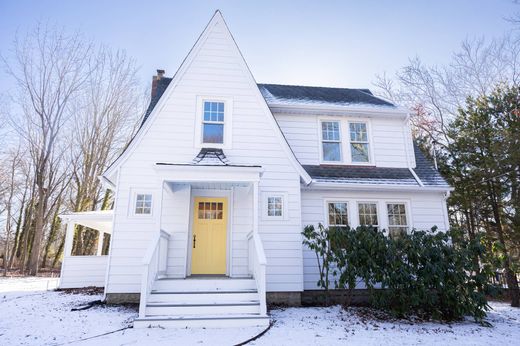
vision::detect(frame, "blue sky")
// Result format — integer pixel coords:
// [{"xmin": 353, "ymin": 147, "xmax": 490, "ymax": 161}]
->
[{"xmin": 0, "ymin": 0, "xmax": 518, "ymax": 94}]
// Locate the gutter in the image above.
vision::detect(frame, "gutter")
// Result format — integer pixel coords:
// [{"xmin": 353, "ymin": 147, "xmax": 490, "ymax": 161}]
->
[{"xmin": 306, "ymin": 180, "xmax": 453, "ymax": 192}]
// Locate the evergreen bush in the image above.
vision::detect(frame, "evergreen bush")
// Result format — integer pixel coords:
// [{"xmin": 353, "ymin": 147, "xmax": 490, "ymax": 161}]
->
[{"xmin": 302, "ymin": 224, "xmax": 490, "ymax": 322}]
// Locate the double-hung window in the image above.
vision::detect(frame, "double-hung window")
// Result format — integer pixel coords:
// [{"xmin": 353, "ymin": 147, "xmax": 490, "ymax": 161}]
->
[
  {"xmin": 328, "ymin": 202, "xmax": 349, "ymax": 229},
  {"xmin": 321, "ymin": 121, "xmax": 342, "ymax": 162},
  {"xmin": 387, "ymin": 203, "xmax": 408, "ymax": 237},
  {"xmin": 349, "ymin": 122, "xmax": 370, "ymax": 163},
  {"xmin": 358, "ymin": 202, "xmax": 378, "ymax": 229},
  {"xmin": 202, "ymin": 101, "xmax": 225, "ymax": 144}
]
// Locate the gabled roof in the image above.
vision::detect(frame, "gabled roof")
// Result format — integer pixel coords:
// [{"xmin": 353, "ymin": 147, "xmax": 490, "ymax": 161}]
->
[
  {"xmin": 258, "ymin": 84, "xmax": 395, "ymax": 108},
  {"xmin": 103, "ymin": 10, "xmax": 312, "ymax": 185}
]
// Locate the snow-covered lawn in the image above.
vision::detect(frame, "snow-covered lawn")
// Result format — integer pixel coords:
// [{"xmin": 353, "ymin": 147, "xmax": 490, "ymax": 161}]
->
[{"xmin": 1, "ymin": 277, "xmax": 519, "ymax": 345}]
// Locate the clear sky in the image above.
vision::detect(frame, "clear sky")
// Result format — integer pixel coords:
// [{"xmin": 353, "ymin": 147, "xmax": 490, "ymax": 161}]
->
[{"xmin": 0, "ymin": 0, "xmax": 518, "ymax": 94}]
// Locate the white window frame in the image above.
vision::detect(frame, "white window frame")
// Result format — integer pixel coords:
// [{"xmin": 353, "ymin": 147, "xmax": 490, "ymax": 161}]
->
[
  {"xmin": 385, "ymin": 201, "xmax": 411, "ymax": 236},
  {"xmin": 325, "ymin": 200, "xmax": 350, "ymax": 228},
  {"xmin": 317, "ymin": 117, "xmax": 374, "ymax": 165},
  {"xmin": 130, "ymin": 191, "xmax": 154, "ymax": 217},
  {"xmin": 261, "ymin": 192, "xmax": 288, "ymax": 220},
  {"xmin": 348, "ymin": 121, "xmax": 371, "ymax": 164},
  {"xmin": 195, "ymin": 96, "xmax": 233, "ymax": 149},
  {"xmin": 319, "ymin": 120, "xmax": 342, "ymax": 163},
  {"xmin": 357, "ymin": 201, "xmax": 379, "ymax": 229}
]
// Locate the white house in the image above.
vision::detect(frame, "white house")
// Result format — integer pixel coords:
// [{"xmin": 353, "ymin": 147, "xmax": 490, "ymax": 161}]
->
[{"xmin": 58, "ymin": 11, "xmax": 452, "ymax": 328}]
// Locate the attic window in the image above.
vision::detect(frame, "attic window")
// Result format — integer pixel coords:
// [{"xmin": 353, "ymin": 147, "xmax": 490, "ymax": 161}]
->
[{"xmin": 202, "ymin": 101, "xmax": 225, "ymax": 144}]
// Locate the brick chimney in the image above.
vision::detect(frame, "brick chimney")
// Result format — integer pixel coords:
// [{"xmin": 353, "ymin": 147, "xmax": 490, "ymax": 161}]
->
[{"xmin": 151, "ymin": 69, "xmax": 166, "ymax": 99}]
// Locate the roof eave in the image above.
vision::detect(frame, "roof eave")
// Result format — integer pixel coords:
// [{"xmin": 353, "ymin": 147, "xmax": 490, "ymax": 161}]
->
[
  {"xmin": 306, "ymin": 180, "xmax": 453, "ymax": 192},
  {"xmin": 267, "ymin": 102, "xmax": 408, "ymax": 117}
]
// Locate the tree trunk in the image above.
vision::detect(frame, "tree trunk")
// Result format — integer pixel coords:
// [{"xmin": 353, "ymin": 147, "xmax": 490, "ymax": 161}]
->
[{"xmin": 488, "ymin": 180, "xmax": 520, "ymax": 307}]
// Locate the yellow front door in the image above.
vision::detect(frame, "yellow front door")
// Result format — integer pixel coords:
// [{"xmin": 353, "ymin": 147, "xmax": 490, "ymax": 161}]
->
[{"xmin": 191, "ymin": 197, "xmax": 227, "ymax": 275}]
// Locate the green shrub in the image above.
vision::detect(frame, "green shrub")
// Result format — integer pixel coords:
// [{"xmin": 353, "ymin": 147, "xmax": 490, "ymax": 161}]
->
[{"xmin": 302, "ymin": 224, "xmax": 490, "ymax": 322}]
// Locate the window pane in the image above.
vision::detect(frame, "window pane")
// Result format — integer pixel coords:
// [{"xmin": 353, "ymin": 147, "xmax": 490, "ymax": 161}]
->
[
  {"xmin": 328, "ymin": 202, "xmax": 348, "ymax": 226},
  {"xmin": 323, "ymin": 142, "xmax": 341, "ymax": 161},
  {"xmin": 322, "ymin": 122, "xmax": 340, "ymax": 141},
  {"xmin": 349, "ymin": 123, "xmax": 368, "ymax": 142},
  {"xmin": 135, "ymin": 194, "xmax": 152, "ymax": 214},
  {"xmin": 267, "ymin": 196, "xmax": 283, "ymax": 217},
  {"xmin": 351, "ymin": 143, "xmax": 369, "ymax": 162},
  {"xmin": 387, "ymin": 204, "xmax": 407, "ymax": 232},
  {"xmin": 203, "ymin": 101, "xmax": 224, "ymax": 123},
  {"xmin": 358, "ymin": 203, "xmax": 378, "ymax": 226},
  {"xmin": 203, "ymin": 124, "xmax": 224, "ymax": 143}
]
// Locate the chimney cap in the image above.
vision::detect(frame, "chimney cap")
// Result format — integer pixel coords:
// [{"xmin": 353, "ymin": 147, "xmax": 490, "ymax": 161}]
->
[{"xmin": 157, "ymin": 69, "xmax": 165, "ymax": 77}]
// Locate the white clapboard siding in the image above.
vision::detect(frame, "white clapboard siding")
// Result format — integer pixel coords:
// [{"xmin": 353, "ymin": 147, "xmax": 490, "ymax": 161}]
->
[
  {"xmin": 59, "ymin": 256, "xmax": 108, "ymax": 288},
  {"xmin": 274, "ymin": 114, "xmax": 413, "ymax": 167},
  {"xmin": 105, "ymin": 16, "xmax": 303, "ymax": 294},
  {"xmin": 301, "ymin": 189, "xmax": 449, "ymax": 290}
]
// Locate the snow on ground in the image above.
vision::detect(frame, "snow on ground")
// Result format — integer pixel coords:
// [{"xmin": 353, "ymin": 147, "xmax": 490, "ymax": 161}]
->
[{"xmin": 1, "ymin": 277, "xmax": 519, "ymax": 346}]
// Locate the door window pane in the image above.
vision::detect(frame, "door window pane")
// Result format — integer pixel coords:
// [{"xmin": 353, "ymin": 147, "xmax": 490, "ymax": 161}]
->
[{"xmin": 198, "ymin": 202, "xmax": 224, "ymax": 219}]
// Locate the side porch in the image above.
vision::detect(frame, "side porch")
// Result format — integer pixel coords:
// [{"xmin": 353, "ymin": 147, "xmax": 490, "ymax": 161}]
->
[{"xmin": 58, "ymin": 210, "xmax": 113, "ymax": 289}]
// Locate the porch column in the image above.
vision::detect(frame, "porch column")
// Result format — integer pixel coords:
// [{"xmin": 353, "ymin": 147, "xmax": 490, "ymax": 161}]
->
[
  {"xmin": 96, "ymin": 231, "xmax": 104, "ymax": 256},
  {"xmin": 63, "ymin": 221, "xmax": 75, "ymax": 257},
  {"xmin": 253, "ymin": 181, "xmax": 259, "ymax": 233}
]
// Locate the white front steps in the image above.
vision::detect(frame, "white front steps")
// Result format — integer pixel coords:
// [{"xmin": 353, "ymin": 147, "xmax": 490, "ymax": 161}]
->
[{"xmin": 134, "ymin": 277, "xmax": 269, "ymax": 328}]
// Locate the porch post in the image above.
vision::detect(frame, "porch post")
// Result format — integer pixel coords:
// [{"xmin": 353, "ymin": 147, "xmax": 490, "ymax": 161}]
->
[
  {"xmin": 253, "ymin": 181, "xmax": 259, "ymax": 233},
  {"xmin": 96, "ymin": 231, "xmax": 104, "ymax": 256},
  {"xmin": 63, "ymin": 221, "xmax": 75, "ymax": 257}
]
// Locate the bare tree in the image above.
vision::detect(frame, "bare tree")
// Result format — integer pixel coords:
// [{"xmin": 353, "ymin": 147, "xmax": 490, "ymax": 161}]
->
[
  {"xmin": 1, "ymin": 146, "xmax": 23, "ymax": 275},
  {"xmin": 374, "ymin": 33, "xmax": 520, "ymax": 147},
  {"xmin": 2, "ymin": 24, "xmax": 93, "ymax": 275},
  {"xmin": 69, "ymin": 46, "xmax": 142, "ymax": 255}
]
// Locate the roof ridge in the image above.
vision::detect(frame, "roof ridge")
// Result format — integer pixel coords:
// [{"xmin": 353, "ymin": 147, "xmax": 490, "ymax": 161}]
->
[{"xmin": 257, "ymin": 83, "xmax": 370, "ymax": 91}]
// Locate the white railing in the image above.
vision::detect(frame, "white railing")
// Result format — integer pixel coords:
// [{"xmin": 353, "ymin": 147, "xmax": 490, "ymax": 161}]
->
[
  {"xmin": 247, "ymin": 230, "xmax": 267, "ymax": 315},
  {"xmin": 139, "ymin": 229, "xmax": 170, "ymax": 318}
]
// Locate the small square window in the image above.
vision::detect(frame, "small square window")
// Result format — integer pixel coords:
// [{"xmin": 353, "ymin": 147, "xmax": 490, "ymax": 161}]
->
[
  {"xmin": 135, "ymin": 194, "xmax": 152, "ymax": 215},
  {"xmin": 267, "ymin": 196, "xmax": 283, "ymax": 217}
]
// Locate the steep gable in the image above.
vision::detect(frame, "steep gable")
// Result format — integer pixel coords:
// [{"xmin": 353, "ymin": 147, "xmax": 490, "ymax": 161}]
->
[{"xmin": 104, "ymin": 11, "xmax": 310, "ymax": 184}]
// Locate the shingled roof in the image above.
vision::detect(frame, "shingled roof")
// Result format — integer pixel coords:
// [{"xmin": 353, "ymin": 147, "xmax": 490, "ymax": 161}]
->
[
  {"xmin": 257, "ymin": 84, "xmax": 395, "ymax": 108},
  {"xmin": 142, "ymin": 77, "xmax": 172, "ymax": 125},
  {"xmin": 302, "ymin": 144, "xmax": 449, "ymax": 188},
  {"xmin": 141, "ymin": 80, "xmax": 395, "ymax": 125}
]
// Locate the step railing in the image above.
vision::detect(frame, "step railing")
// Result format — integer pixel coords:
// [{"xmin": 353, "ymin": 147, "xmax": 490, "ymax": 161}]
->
[
  {"xmin": 247, "ymin": 230, "xmax": 267, "ymax": 315},
  {"xmin": 139, "ymin": 229, "xmax": 170, "ymax": 318}
]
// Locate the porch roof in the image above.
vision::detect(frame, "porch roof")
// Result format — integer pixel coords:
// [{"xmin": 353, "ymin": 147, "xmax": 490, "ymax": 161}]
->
[{"xmin": 59, "ymin": 210, "xmax": 113, "ymax": 234}]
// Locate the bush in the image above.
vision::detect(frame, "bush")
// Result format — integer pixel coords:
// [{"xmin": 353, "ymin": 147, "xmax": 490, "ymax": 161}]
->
[{"xmin": 302, "ymin": 224, "xmax": 490, "ymax": 322}]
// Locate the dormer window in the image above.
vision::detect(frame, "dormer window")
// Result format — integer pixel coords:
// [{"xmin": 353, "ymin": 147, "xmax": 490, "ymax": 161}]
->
[
  {"xmin": 202, "ymin": 101, "xmax": 225, "ymax": 144},
  {"xmin": 321, "ymin": 121, "xmax": 342, "ymax": 162},
  {"xmin": 349, "ymin": 122, "xmax": 369, "ymax": 163}
]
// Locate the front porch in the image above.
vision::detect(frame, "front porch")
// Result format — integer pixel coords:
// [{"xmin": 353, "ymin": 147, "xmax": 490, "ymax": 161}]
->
[{"xmin": 135, "ymin": 156, "xmax": 268, "ymax": 327}]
